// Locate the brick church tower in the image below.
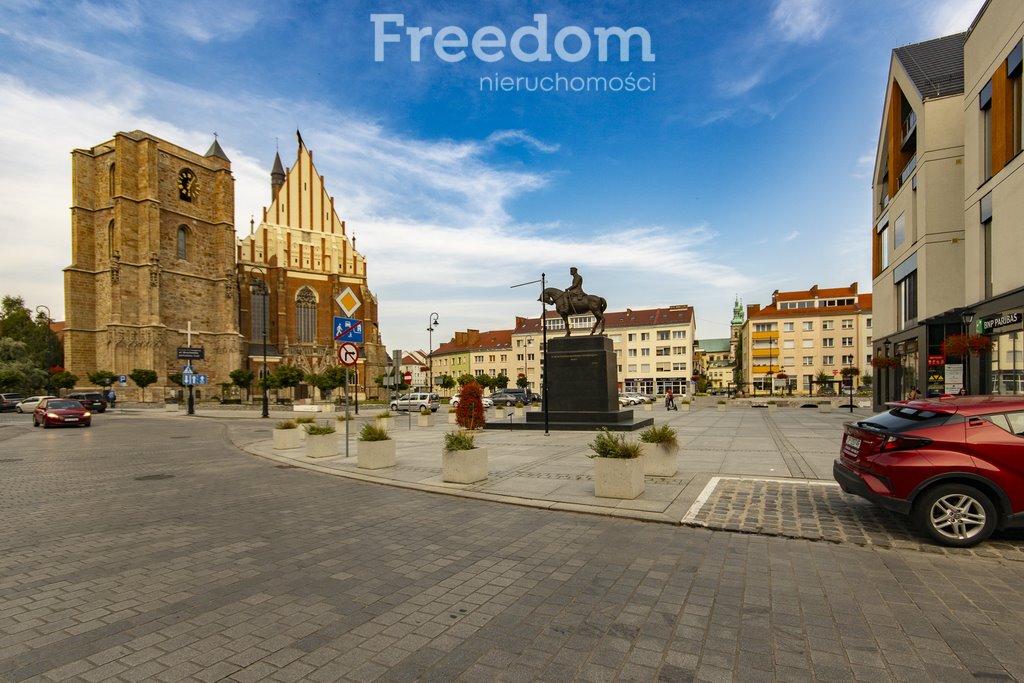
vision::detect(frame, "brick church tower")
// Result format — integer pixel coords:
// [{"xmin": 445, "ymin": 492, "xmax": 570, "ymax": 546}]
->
[{"xmin": 63, "ymin": 131, "xmax": 242, "ymax": 399}]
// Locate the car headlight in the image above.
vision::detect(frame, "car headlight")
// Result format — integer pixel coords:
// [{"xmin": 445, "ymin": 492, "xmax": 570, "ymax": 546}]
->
[
  {"xmin": 83, "ymin": 412, "xmax": 91, "ymax": 417},
  {"xmin": 46, "ymin": 412, "xmax": 59, "ymax": 418}
]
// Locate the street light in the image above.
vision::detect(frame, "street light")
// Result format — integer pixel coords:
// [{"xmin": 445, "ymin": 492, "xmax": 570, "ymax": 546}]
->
[
  {"xmin": 427, "ymin": 312, "xmax": 439, "ymax": 392},
  {"xmin": 768, "ymin": 332, "xmax": 775, "ymax": 397},
  {"xmin": 962, "ymin": 310, "xmax": 975, "ymax": 395},
  {"xmin": 249, "ymin": 265, "xmax": 270, "ymax": 418}
]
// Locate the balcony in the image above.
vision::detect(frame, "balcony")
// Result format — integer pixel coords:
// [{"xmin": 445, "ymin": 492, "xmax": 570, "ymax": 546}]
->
[
  {"xmin": 900, "ymin": 110, "xmax": 917, "ymax": 150},
  {"xmin": 751, "ymin": 331, "xmax": 779, "ymax": 341}
]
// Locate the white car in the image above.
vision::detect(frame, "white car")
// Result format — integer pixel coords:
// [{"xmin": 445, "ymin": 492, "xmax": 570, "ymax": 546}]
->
[
  {"xmin": 16, "ymin": 396, "xmax": 56, "ymax": 413},
  {"xmin": 450, "ymin": 396, "xmax": 494, "ymax": 409}
]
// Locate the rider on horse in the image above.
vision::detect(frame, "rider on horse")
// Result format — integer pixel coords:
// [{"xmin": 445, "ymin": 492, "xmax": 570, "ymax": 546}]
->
[{"xmin": 564, "ymin": 267, "xmax": 586, "ymax": 313}]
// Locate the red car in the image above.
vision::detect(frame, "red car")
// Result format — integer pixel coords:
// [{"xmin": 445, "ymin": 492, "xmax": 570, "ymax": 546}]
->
[
  {"xmin": 33, "ymin": 398, "xmax": 92, "ymax": 429},
  {"xmin": 834, "ymin": 396, "xmax": 1024, "ymax": 547}
]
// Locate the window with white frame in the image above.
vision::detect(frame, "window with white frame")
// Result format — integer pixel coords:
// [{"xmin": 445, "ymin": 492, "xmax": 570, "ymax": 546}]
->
[
  {"xmin": 842, "ymin": 354, "xmax": 855, "ymax": 365},
  {"xmin": 842, "ymin": 319, "xmax": 853, "ymax": 329},
  {"xmin": 672, "ymin": 346, "xmax": 686, "ymax": 355},
  {"xmin": 802, "ymin": 321, "xmax": 813, "ymax": 332},
  {"xmin": 823, "ymin": 355, "xmax": 835, "ymax": 365},
  {"xmin": 641, "ymin": 332, "xmax": 650, "ymax": 341},
  {"xmin": 802, "ymin": 356, "xmax": 814, "ymax": 366},
  {"xmin": 783, "ymin": 340, "xmax": 795, "ymax": 349},
  {"xmin": 842, "ymin": 337, "xmax": 853, "ymax": 347},
  {"xmin": 822, "ymin": 338, "xmax": 834, "ymax": 347},
  {"xmin": 783, "ymin": 322, "xmax": 794, "ymax": 332},
  {"xmin": 657, "ymin": 331, "xmax": 670, "ymax": 340},
  {"xmin": 672, "ymin": 330, "xmax": 686, "ymax": 339},
  {"xmin": 641, "ymin": 348, "xmax": 650, "ymax": 357},
  {"xmin": 822, "ymin": 320, "xmax": 834, "ymax": 330}
]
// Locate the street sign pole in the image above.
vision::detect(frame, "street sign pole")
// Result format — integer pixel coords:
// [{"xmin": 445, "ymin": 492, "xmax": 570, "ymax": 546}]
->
[{"xmin": 344, "ymin": 371, "xmax": 350, "ymax": 458}]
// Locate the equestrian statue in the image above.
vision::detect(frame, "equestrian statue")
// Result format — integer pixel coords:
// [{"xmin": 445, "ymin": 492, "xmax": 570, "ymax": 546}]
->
[{"xmin": 539, "ymin": 267, "xmax": 607, "ymax": 336}]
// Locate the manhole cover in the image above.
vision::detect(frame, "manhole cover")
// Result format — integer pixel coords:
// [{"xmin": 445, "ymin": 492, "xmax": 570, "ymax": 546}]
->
[{"xmin": 135, "ymin": 474, "xmax": 175, "ymax": 481}]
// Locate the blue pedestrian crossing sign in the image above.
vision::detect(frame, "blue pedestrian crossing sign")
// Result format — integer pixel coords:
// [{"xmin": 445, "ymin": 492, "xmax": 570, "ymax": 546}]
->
[{"xmin": 333, "ymin": 317, "xmax": 364, "ymax": 343}]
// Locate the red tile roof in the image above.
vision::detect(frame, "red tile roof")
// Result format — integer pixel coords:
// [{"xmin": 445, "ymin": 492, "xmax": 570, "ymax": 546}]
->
[
  {"xmin": 513, "ymin": 306, "xmax": 694, "ymax": 333},
  {"xmin": 747, "ymin": 284, "xmax": 872, "ymax": 319}
]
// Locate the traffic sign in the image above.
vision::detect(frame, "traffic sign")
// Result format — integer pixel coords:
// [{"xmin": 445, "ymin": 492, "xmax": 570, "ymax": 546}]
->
[
  {"xmin": 177, "ymin": 347, "xmax": 204, "ymax": 360},
  {"xmin": 182, "ymin": 373, "xmax": 208, "ymax": 385},
  {"xmin": 403, "ymin": 371, "xmax": 412, "ymax": 383},
  {"xmin": 333, "ymin": 317, "xmax": 364, "ymax": 343},
  {"xmin": 335, "ymin": 287, "xmax": 361, "ymax": 317},
  {"xmin": 832, "ymin": 369, "xmax": 839, "ymax": 375},
  {"xmin": 118, "ymin": 374, "xmax": 127, "ymax": 386},
  {"xmin": 182, "ymin": 365, "xmax": 195, "ymax": 375},
  {"xmin": 338, "ymin": 342, "xmax": 359, "ymax": 367}
]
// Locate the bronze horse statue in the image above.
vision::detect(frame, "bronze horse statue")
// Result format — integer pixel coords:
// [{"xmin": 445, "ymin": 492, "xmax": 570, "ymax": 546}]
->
[{"xmin": 540, "ymin": 287, "xmax": 607, "ymax": 336}]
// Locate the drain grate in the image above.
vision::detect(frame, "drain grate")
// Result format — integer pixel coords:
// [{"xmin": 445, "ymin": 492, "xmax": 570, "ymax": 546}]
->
[{"xmin": 135, "ymin": 474, "xmax": 175, "ymax": 481}]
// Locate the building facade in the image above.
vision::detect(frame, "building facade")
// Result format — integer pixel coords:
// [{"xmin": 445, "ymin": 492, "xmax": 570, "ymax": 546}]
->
[
  {"xmin": 237, "ymin": 137, "xmax": 388, "ymax": 401},
  {"xmin": 64, "ymin": 131, "xmax": 242, "ymax": 399},
  {"xmin": 511, "ymin": 306, "xmax": 697, "ymax": 396},
  {"xmin": 872, "ymin": 1, "xmax": 1024, "ymax": 405},
  {"xmin": 741, "ymin": 284, "xmax": 872, "ymax": 396},
  {"xmin": 431, "ymin": 329, "xmax": 514, "ymax": 396}
]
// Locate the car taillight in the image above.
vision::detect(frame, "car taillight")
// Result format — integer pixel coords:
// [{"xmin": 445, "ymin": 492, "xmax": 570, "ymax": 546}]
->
[{"xmin": 880, "ymin": 435, "xmax": 932, "ymax": 452}]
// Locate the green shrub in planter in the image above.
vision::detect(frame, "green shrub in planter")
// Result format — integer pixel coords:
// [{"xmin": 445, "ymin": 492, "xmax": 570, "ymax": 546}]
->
[
  {"xmin": 275, "ymin": 420, "xmax": 298, "ymax": 430},
  {"xmin": 515, "ymin": 401, "xmax": 524, "ymax": 409},
  {"xmin": 295, "ymin": 416, "xmax": 316, "ymax": 424},
  {"xmin": 305, "ymin": 424, "xmax": 335, "ymax": 436},
  {"xmin": 376, "ymin": 410, "xmax": 392, "ymax": 419},
  {"xmin": 358, "ymin": 422, "xmax": 390, "ymax": 441},
  {"xmin": 420, "ymin": 406, "xmax": 432, "ymax": 416},
  {"xmin": 443, "ymin": 430, "xmax": 476, "ymax": 453},
  {"xmin": 587, "ymin": 428, "xmax": 642, "ymax": 459},
  {"xmin": 639, "ymin": 424, "xmax": 678, "ymax": 448},
  {"xmin": 717, "ymin": 400, "xmax": 727, "ymax": 405},
  {"xmin": 336, "ymin": 413, "xmax": 353, "ymax": 422}
]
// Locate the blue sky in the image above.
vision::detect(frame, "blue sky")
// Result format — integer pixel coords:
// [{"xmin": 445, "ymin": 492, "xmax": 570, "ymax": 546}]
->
[{"xmin": 0, "ymin": 0, "xmax": 983, "ymax": 353}]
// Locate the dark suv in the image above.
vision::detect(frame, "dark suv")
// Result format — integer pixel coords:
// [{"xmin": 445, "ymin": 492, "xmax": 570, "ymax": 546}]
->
[
  {"xmin": 834, "ymin": 396, "xmax": 1024, "ymax": 547},
  {"xmin": 488, "ymin": 389, "xmax": 536, "ymax": 407},
  {"xmin": 66, "ymin": 391, "xmax": 108, "ymax": 413},
  {"xmin": 0, "ymin": 393, "xmax": 25, "ymax": 412}
]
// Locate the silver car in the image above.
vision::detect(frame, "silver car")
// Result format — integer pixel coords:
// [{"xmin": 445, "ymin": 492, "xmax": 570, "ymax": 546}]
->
[
  {"xmin": 16, "ymin": 395, "xmax": 56, "ymax": 413},
  {"xmin": 390, "ymin": 392, "xmax": 440, "ymax": 413}
]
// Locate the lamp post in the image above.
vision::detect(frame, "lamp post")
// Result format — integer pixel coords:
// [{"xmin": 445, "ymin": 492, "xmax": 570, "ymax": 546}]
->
[
  {"xmin": 427, "ymin": 312, "xmax": 439, "ymax": 393},
  {"xmin": 961, "ymin": 310, "xmax": 975, "ymax": 395},
  {"xmin": 883, "ymin": 339, "xmax": 891, "ymax": 402},
  {"xmin": 249, "ymin": 265, "xmax": 270, "ymax": 418},
  {"xmin": 524, "ymin": 337, "xmax": 533, "ymax": 393},
  {"xmin": 768, "ymin": 333, "xmax": 775, "ymax": 397}
]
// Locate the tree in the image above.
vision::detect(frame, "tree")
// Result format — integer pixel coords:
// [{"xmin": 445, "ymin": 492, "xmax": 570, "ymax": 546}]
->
[
  {"xmin": 87, "ymin": 370, "xmax": 118, "ymax": 388},
  {"xmin": 230, "ymin": 368, "xmax": 255, "ymax": 401},
  {"xmin": 274, "ymin": 365, "xmax": 305, "ymax": 389},
  {"xmin": 129, "ymin": 369, "xmax": 158, "ymax": 402},
  {"xmin": 456, "ymin": 373, "xmax": 476, "ymax": 387},
  {"xmin": 439, "ymin": 375, "xmax": 456, "ymax": 391},
  {"xmin": 476, "ymin": 374, "xmax": 493, "ymax": 391},
  {"xmin": 455, "ymin": 381, "xmax": 486, "ymax": 430},
  {"xmin": 494, "ymin": 372, "xmax": 510, "ymax": 389},
  {"xmin": 516, "ymin": 373, "xmax": 528, "ymax": 389},
  {"xmin": 168, "ymin": 372, "xmax": 184, "ymax": 387},
  {"xmin": 50, "ymin": 370, "xmax": 78, "ymax": 394},
  {"xmin": 0, "ymin": 338, "xmax": 48, "ymax": 392},
  {"xmin": 0, "ymin": 297, "xmax": 63, "ymax": 384}
]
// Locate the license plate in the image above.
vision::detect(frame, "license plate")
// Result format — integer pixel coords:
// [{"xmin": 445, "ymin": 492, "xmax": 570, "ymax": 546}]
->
[
  {"xmin": 64, "ymin": 417, "xmax": 78, "ymax": 422},
  {"xmin": 845, "ymin": 435, "xmax": 861, "ymax": 450}
]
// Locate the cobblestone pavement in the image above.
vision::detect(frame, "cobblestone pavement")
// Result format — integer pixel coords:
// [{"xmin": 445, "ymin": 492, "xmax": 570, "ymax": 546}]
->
[
  {"xmin": 684, "ymin": 478, "xmax": 1024, "ymax": 561},
  {"xmin": 3, "ymin": 417, "xmax": 1024, "ymax": 682}
]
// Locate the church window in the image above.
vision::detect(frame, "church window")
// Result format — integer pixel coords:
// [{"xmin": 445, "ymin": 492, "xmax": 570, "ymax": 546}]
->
[
  {"xmin": 177, "ymin": 226, "xmax": 188, "ymax": 260},
  {"xmin": 108, "ymin": 163, "xmax": 115, "ymax": 199},
  {"xmin": 251, "ymin": 282, "xmax": 268, "ymax": 339},
  {"xmin": 108, "ymin": 220, "xmax": 115, "ymax": 257},
  {"xmin": 296, "ymin": 287, "xmax": 317, "ymax": 342}
]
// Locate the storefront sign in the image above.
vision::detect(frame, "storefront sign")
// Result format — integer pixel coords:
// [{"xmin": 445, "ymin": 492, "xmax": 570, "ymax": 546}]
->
[
  {"xmin": 978, "ymin": 309, "xmax": 1022, "ymax": 334},
  {"xmin": 945, "ymin": 364, "xmax": 963, "ymax": 395},
  {"xmin": 927, "ymin": 354, "xmax": 945, "ymax": 367}
]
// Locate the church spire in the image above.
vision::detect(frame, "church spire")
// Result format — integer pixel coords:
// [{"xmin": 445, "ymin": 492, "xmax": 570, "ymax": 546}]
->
[
  {"xmin": 731, "ymin": 295, "xmax": 744, "ymax": 326},
  {"xmin": 270, "ymin": 150, "xmax": 285, "ymax": 201}
]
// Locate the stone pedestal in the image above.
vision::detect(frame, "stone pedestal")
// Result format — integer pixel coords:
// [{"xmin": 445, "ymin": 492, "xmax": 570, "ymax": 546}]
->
[
  {"xmin": 358, "ymin": 440, "xmax": 396, "ymax": 469},
  {"xmin": 442, "ymin": 447, "xmax": 488, "ymax": 483},
  {"xmin": 520, "ymin": 336, "xmax": 652, "ymax": 431},
  {"xmin": 593, "ymin": 457, "xmax": 645, "ymax": 499}
]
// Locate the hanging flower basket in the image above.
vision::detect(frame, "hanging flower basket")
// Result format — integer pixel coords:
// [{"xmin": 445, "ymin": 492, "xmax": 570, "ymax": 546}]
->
[
  {"xmin": 840, "ymin": 366, "xmax": 861, "ymax": 378},
  {"xmin": 775, "ymin": 372, "xmax": 788, "ymax": 380},
  {"xmin": 942, "ymin": 334, "xmax": 992, "ymax": 357},
  {"xmin": 870, "ymin": 356, "xmax": 899, "ymax": 369}
]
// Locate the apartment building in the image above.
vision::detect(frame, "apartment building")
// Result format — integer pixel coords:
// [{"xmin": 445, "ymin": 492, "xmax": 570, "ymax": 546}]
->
[
  {"xmin": 431, "ymin": 329, "xmax": 513, "ymax": 395},
  {"xmin": 963, "ymin": 0, "xmax": 1024, "ymax": 396},
  {"xmin": 512, "ymin": 306, "xmax": 697, "ymax": 396},
  {"xmin": 695, "ymin": 338, "xmax": 733, "ymax": 392},
  {"xmin": 871, "ymin": 0, "xmax": 1024, "ymax": 404},
  {"xmin": 741, "ymin": 284, "xmax": 872, "ymax": 395}
]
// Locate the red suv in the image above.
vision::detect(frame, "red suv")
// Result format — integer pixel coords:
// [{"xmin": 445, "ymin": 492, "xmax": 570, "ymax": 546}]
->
[{"xmin": 834, "ymin": 396, "xmax": 1024, "ymax": 547}]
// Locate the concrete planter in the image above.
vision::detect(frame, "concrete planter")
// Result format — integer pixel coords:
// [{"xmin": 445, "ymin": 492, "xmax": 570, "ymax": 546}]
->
[
  {"xmin": 357, "ymin": 439, "xmax": 395, "ymax": 469},
  {"xmin": 442, "ymin": 447, "xmax": 488, "ymax": 484},
  {"xmin": 376, "ymin": 416, "xmax": 393, "ymax": 431},
  {"xmin": 593, "ymin": 457, "xmax": 645, "ymax": 499},
  {"xmin": 514, "ymin": 406, "xmax": 525, "ymax": 418},
  {"xmin": 164, "ymin": 403, "xmax": 179, "ymax": 412},
  {"xmin": 272, "ymin": 428, "xmax": 301, "ymax": 450},
  {"xmin": 716, "ymin": 403, "xmax": 727, "ymax": 412},
  {"xmin": 819, "ymin": 403, "xmax": 833, "ymax": 413},
  {"xmin": 640, "ymin": 442, "xmax": 679, "ymax": 477},
  {"xmin": 447, "ymin": 411, "xmax": 458, "ymax": 424},
  {"xmin": 679, "ymin": 403, "xmax": 690, "ymax": 412},
  {"xmin": 642, "ymin": 402, "xmax": 653, "ymax": 412},
  {"xmin": 305, "ymin": 433, "xmax": 337, "ymax": 458},
  {"xmin": 417, "ymin": 413, "xmax": 433, "ymax": 427}
]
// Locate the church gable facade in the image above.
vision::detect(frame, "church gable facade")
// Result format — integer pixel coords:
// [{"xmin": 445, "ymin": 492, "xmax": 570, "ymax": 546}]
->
[
  {"xmin": 237, "ymin": 135, "xmax": 387, "ymax": 399},
  {"xmin": 64, "ymin": 131, "xmax": 242, "ymax": 398}
]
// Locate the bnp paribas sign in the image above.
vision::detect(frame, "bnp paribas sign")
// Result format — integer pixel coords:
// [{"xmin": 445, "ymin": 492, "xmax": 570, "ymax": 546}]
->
[{"xmin": 978, "ymin": 310, "xmax": 1022, "ymax": 334}]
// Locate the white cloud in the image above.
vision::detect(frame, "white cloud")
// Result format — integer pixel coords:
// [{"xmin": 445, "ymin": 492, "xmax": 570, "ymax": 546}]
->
[
  {"xmin": 924, "ymin": 0, "xmax": 985, "ymax": 37},
  {"xmin": 770, "ymin": 0, "xmax": 830, "ymax": 43}
]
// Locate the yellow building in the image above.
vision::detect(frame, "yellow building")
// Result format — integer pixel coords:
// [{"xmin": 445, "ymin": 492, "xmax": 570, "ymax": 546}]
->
[
  {"xmin": 432, "ymin": 329, "xmax": 513, "ymax": 396},
  {"xmin": 741, "ymin": 284, "xmax": 872, "ymax": 395}
]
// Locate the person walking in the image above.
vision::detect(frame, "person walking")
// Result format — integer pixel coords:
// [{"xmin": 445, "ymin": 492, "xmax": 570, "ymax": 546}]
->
[{"xmin": 107, "ymin": 388, "xmax": 116, "ymax": 408}]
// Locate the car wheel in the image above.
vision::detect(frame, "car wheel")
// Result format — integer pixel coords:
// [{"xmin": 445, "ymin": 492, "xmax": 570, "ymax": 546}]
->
[
  {"xmin": 912, "ymin": 483, "xmax": 997, "ymax": 548},
  {"xmin": 390, "ymin": 403, "xmax": 398, "ymax": 411}
]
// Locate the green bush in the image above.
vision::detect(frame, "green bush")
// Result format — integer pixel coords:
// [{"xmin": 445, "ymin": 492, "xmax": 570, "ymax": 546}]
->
[
  {"xmin": 336, "ymin": 413, "xmax": 353, "ymax": 422},
  {"xmin": 295, "ymin": 416, "xmax": 316, "ymax": 424},
  {"xmin": 275, "ymin": 420, "xmax": 297, "ymax": 430},
  {"xmin": 443, "ymin": 430, "xmax": 476, "ymax": 453},
  {"xmin": 587, "ymin": 428, "xmax": 642, "ymax": 459},
  {"xmin": 359, "ymin": 422, "xmax": 390, "ymax": 442},
  {"xmin": 304, "ymin": 424, "xmax": 335, "ymax": 436},
  {"xmin": 639, "ymin": 424, "xmax": 678, "ymax": 448},
  {"xmin": 420, "ymin": 406, "xmax": 432, "ymax": 416},
  {"xmin": 377, "ymin": 410, "xmax": 392, "ymax": 419}
]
